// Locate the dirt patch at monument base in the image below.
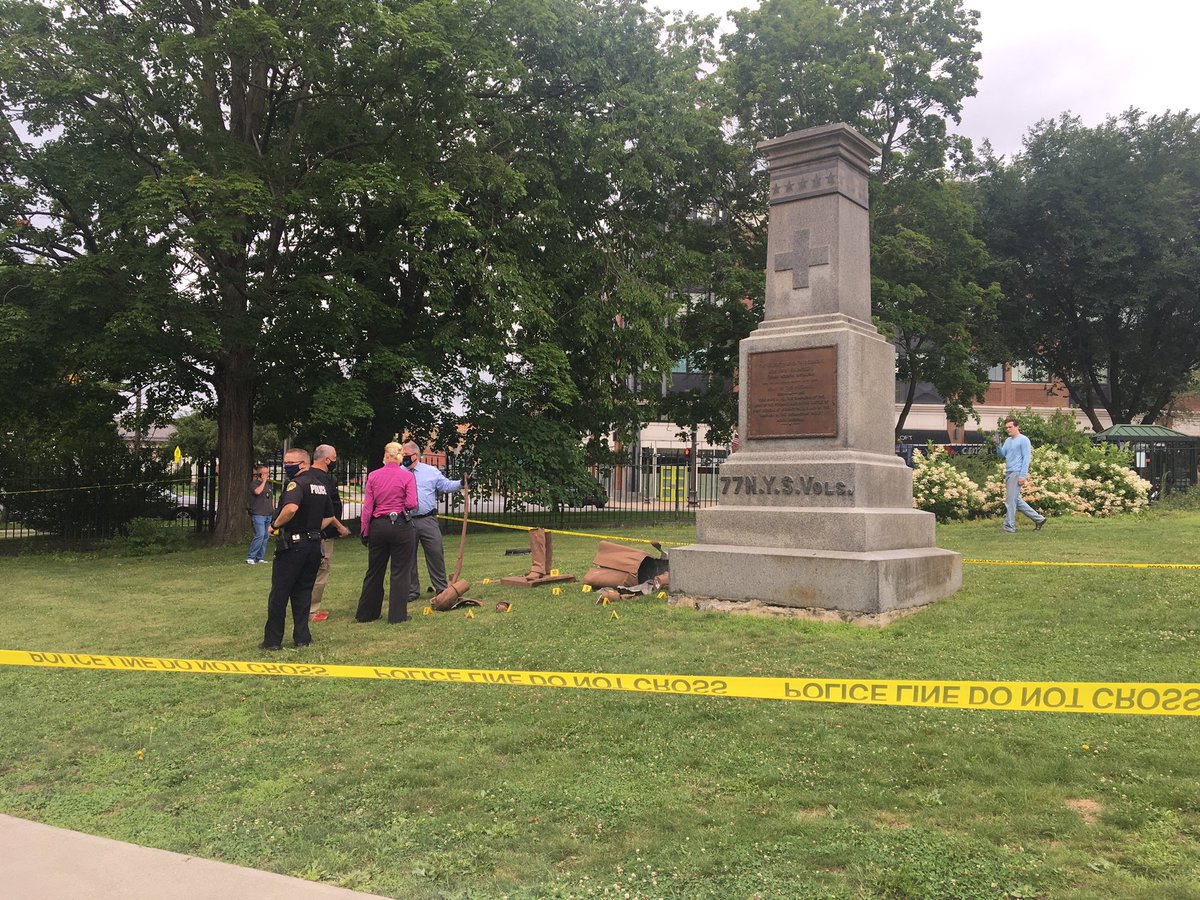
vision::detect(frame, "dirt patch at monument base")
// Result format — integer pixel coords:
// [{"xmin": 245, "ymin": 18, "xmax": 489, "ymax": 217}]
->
[{"xmin": 668, "ymin": 594, "xmax": 927, "ymax": 627}]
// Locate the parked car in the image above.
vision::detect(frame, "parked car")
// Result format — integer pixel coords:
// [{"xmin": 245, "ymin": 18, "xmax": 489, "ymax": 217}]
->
[
  {"xmin": 563, "ymin": 476, "xmax": 608, "ymax": 509},
  {"xmin": 162, "ymin": 502, "xmax": 195, "ymax": 522},
  {"xmin": 152, "ymin": 488, "xmax": 197, "ymax": 521}
]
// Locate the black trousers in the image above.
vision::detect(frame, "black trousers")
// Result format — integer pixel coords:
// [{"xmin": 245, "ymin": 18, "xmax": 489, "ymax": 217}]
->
[
  {"xmin": 263, "ymin": 538, "xmax": 323, "ymax": 647},
  {"xmin": 356, "ymin": 517, "xmax": 415, "ymax": 623}
]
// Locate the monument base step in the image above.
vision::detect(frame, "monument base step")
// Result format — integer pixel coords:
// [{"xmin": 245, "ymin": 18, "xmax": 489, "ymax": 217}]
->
[
  {"xmin": 697, "ymin": 506, "xmax": 935, "ymax": 552},
  {"xmin": 670, "ymin": 543, "xmax": 962, "ymax": 615}
]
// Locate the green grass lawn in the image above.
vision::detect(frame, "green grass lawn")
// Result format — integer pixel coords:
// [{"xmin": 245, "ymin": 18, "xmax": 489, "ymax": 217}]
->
[{"xmin": 2, "ymin": 510, "xmax": 1200, "ymax": 898}]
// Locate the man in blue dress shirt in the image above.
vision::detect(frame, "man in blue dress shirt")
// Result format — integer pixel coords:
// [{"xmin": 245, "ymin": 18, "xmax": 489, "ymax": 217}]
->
[
  {"xmin": 402, "ymin": 440, "xmax": 466, "ymax": 601},
  {"xmin": 995, "ymin": 416, "xmax": 1046, "ymax": 533}
]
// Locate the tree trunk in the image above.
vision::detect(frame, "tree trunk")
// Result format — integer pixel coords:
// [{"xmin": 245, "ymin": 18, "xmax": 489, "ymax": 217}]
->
[
  {"xmin": 211, "ymin": 347, "xmax": 256, "ymax": 545},
  {"xmin": 1078, "ymin": 401, "xmax": 1105, "ymax": 433},
  {"xmin": 894, "ymin": 376, "xmax": 917, "ymax": 440},
  {"xmin": 363, "ymin": 414, "xmax": 398, "ymax": 475},
  {"xmin": 1065, "ymin": 378, "xmax": 1106, "ymax": 432}
]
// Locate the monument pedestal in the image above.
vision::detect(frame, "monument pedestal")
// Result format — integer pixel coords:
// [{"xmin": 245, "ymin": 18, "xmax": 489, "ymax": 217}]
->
[
  {"xmin": 671, "ymin": 124, "xmax": 961, "ymax": 617},
  {"xmin": 670, "ymin": 544, "xmax": 961, "ymax": 614}
]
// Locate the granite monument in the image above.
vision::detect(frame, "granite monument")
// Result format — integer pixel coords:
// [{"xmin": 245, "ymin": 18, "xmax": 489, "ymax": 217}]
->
[{"xmin": 670, "ymin": 123, "xmax": 962, "ymax": 616}]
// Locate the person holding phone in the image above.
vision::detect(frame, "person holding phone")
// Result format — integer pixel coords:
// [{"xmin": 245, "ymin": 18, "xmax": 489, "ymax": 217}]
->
[
  {"xmin": 246, "ymin": 464, "xmax": 275, "ymax": 565},
  {"xmin": 995, "ymin": 417, "xmax": 1046, "ymax": 533}
]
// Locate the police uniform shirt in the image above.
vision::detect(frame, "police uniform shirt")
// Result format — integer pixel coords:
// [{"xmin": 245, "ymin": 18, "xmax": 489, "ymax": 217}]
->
[
  {"xmin": 279, "ymin": 469, "xmax": 335, "ymax": 536},
  {"xmin": 308, "ymin": 468, "xmax": 343, "ymax": 539}
]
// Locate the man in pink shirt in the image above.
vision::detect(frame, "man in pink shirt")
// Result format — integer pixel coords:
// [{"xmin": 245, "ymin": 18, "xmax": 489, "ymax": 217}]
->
[{"xmin": 355, "ymin": 441, "xmax": 419, "ymax": 623}]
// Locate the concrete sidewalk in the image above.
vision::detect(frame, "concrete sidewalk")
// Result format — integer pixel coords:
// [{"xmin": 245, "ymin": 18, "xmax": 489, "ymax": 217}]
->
[{"xmin": 0, "ymin": 814, "xmax": 393, "ymax": 900}]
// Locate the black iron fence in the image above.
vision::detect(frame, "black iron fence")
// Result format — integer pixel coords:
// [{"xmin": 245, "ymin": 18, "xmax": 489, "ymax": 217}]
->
[
  {"xmin": 0, "ymin": 461, "xmax": 209, "ymax": 546},
  {"xmin": 0, "ymin": 447, "xmax": 733, "ymax": 549},
  {"xmin": 434, "ymin": 447, "xmax": 730, "ymax": 531}
]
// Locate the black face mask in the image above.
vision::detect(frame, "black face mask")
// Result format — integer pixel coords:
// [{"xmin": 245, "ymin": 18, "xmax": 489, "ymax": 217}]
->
[
  {"xmin": 327, "ymin": 459, "xmax": 337, "ymax": 472},
  {"xmin": 283, "ymin": 463, "xmax": 302, "ymax": 479},
  {"xmin": 402, "ymin": 455, "xmax": 416, "ymax": 467}
]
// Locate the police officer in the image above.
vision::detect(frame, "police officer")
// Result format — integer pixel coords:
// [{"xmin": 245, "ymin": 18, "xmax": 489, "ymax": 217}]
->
[
  {"xmin": 307, "ymin": 444, "xmax": 351, "ymax": 622},
  {"xmin": 259, "ymin": 447, "xmax": 336, "ymax": 650}
]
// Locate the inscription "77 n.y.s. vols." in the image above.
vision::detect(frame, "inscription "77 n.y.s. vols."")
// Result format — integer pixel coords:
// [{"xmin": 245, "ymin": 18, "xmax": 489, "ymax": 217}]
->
[{"xmin": 721, "ymin": 475, "xmax": 852, "ymax": 497}]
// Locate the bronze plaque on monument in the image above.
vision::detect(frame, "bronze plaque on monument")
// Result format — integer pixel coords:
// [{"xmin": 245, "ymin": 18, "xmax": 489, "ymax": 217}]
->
[{"xmin": 746, "ymin": 346, "xmax": 837, "ymax": 438}]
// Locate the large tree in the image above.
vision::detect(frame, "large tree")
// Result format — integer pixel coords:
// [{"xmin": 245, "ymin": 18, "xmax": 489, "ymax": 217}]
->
[
  {"xmin": 1, "ymin": 0, "xmax": 466, "ymax": 541},
  {"xmin": 448, "ymin": 4, "xmax": 737, "ymax": 499},
  {"xmin": 0, "ymin": 0, "xmax": 729, "ymax": 538},
  {"xmin": 720, "ymin": 0, "xmax": 982, "ymax": 171},
  {"xmin": 872, "ymin": 173, "xmax": 1002, "ymax": 432},
  {"xmin": 977, "ymin": 110, "xmax": 1200, "ymax": 429}
]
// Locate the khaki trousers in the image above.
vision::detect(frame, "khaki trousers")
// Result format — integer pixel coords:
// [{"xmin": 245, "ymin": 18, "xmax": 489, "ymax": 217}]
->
[{"xmin": 310, "ymin": 538, "xmax": 333, "ymax": 613}]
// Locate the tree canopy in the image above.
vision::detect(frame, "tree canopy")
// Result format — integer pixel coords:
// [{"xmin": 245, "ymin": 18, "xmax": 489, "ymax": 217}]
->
[
  {"xmin": 872, "ymin": 173, "xmax": 1002, "ymax": 432},
  {"xmin": 977, "ymin": 110, "xmax": 1200, "ymax": 429},
  {"xmin": 0, "ymin": 0, "xmax": 731, "ymax": 538}
]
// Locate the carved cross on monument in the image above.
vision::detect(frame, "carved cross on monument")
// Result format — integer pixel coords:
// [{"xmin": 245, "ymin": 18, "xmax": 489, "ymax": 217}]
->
[{"xmin": 773, "ymin": 229, "xmax": 829, "ymax": 290}]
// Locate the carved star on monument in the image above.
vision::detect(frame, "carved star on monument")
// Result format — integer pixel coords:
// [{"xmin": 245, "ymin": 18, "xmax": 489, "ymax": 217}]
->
[{"xmin": 773, "ymin": 228, "xmax": 830, "ymax": 290}]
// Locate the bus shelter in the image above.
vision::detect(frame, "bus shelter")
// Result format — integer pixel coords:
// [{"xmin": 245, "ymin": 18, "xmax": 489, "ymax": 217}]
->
[{"xmin": 1092, "ymin": 424, "xmax": 1199, "ymax": 496}]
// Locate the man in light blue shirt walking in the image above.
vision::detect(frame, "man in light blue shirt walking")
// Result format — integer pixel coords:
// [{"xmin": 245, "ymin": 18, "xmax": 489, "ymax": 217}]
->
[
  {"xmin": 995, "ymin": 416, "xmax": 1046, "ymax": 533},
  {"xmin": 402, "ymin": 440, "xmax": 465, "ymax": 601}
]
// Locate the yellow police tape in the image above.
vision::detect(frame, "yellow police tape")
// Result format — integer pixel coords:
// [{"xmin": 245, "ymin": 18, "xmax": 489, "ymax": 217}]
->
[
  {"xmin": 0, "ymin": 478, "xmax": 194, "ymax": 497},
  {"xmin": 3, "ymin": 649, "xmax": 1198, "ymax": 716},
  {"xmin": 440, "ymin": 516, "xmax": 689, "ymax": 546},
  {"xmin": 965, "ymin": 558, "xmax": 1200, "ymax": 570},
  {"xmin": 441, "ymin": 518, "xmax": 1200, "ymax": 567}
]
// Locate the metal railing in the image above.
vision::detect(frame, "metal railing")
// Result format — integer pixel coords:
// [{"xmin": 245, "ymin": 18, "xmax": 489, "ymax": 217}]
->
[
  {"xmin": 0, "ymin": 467, "xmax": 201, "ymax": 546},
  {"xmin": 441, "ymin": 449, "xmax": 729, "ymax": 530},
  {"xmin": 0, "ymin": 448, "xmax": 732, "ymax": 548}
]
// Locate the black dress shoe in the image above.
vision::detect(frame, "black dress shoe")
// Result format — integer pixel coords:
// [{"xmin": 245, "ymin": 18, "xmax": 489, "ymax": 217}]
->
[
  {"xmin": 294, "ymin": 641, "xmax": 312, "ymax": 648},
  {"xmin": 257, "ymin": 641, "xmax": 282, "ymax": 651}
]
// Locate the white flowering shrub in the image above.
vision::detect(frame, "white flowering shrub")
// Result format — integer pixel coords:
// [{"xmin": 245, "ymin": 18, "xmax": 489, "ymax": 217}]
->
[
  {"xmin": 1072, "ymin": 444, "xmax": 1153, "ymax": 515},
  {"xmin": 911, "ymin": 445, "xmax": 986, "ymax": 522},
  {"xmin": 979, "ymin": 446, "xmax": 1151, "ymax": 519}
]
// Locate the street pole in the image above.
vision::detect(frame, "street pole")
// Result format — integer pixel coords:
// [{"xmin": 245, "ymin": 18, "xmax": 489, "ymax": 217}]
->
[{"xmin": 687, "ymin": 429, "xmax": 699, "ymax": 507}]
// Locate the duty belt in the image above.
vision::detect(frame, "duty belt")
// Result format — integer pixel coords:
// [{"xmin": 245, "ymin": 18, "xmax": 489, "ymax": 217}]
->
[
  {"xmin": 288, "ymin": 531, "xmax": 326, "ymax": 542},
  {"xmin": 373, "ymin": 512, "xmax": 412, "ymax": 524},
  {"xmin": 412, "ymin": 511, "xmax": 436, "ymax": 518}
]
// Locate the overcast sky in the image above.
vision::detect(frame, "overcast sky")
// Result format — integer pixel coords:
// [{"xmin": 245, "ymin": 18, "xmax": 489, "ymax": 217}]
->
[{"xmin": 665, "ymin": 0, "xmax": 1199, "ymax": 159}]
